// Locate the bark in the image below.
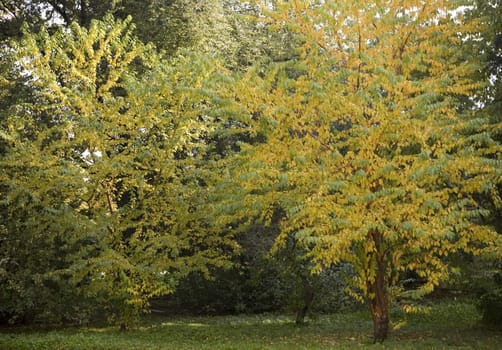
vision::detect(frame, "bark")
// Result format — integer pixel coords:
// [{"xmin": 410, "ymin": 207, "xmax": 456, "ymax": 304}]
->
[
  {"xmin": 367, "ymin": 230, "xmax": 390, "ymax": 342},
  {"xmin": 46, "ymin": 0, "xmax": 72, "ymax": 25},
  {"xmin": 369, "ymin": 291, "xmax": 389, "ymax": 343},
  {"xmin": 295, "ymin": 276, "xmax": 314, "ymax": 325},
  {"xmin": 103, "ymin": 179, "xmax": 117, "ymax": 214},
  {"xmin": 78, "ymin": 0, "xmax": 90, "ymax": 27}
]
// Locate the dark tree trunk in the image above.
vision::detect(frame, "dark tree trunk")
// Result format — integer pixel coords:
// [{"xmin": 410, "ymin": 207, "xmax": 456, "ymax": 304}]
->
[
  {"xmin": 368, "ymin": 291, "xmax": 389, "ymax": 343},
  {"xmin": 295, "ymin": 276, "xmax": 314, "ymax": 325},
  {"xmin": 79, "ymin": 0, "xmax": 90, "ymax": 27},
  {"xmin": 367, "ymin": 230, "xmax": 390, "ymax": 342}
]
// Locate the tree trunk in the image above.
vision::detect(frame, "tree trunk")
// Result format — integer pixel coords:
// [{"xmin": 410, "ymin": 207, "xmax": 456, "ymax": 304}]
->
[
  {"xmin": 295, "ymin": 276, "xmax": 314, "ymax": 325},
  {"xmin": 368, "ymin": 291, "xmax": 389, "ymax": 343},
  {"xmin": 367, "ymin": 230, "xmax": 390, "ymax": 342}
]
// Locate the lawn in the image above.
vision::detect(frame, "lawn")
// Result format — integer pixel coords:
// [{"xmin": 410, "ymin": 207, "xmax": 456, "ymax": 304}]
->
[{"xmin": 1, "ymin": 300, "xmax": 500, "ymax": 349}]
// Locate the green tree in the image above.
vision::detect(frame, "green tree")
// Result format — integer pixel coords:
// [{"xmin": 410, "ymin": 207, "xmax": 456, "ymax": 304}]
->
[
  {"xmin": 222, "ymin": 0, "xmax": 501, "ymax": 341},
  {"xmin": 0, "ymin": 15, "xmax": 235, "ymax": 326},
  {"xmin": 115, "ymin": 0, "xmax": 236, "ymax": 59},
  {"xmin": 0, "ymin": 0, "xmax": 296, "ymax": 69},
  {"xmin": 0, "ymin": 0, "xmax": 117, "ymax": 39},
  {"xmin": 224, "ymin": 0, "xmax": 300, "ymax": 69},
  {"xmin": 458, "ymin": 0, "xmax": 502, "ymax": 325},
  {"xmin": 0, "ymin": 1, "xmax": 236, "ymax": 60}
]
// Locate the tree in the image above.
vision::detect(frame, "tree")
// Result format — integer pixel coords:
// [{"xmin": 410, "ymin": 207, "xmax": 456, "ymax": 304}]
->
[
  {"xmin": 0, "ymin": 0, "xmax": 116, "ymax": 40},
  {"xmin": 0, "ymin": 0, "xmax": 297, "ymax": 69},
  {"xmin": 0, "ymin": 15, "xmax": 236, "ymax": 326},
  {"xmin": 0, "ymin": 1, "xmax": 236, "ymax": 60},
  {"xmin": 457, "ymin": 0, "xmax": 502, "ymax": 325},
  {"xmin": 223, "ymin": 0, "xmax": 300, "ymax": 69},
  {"xmin": 115, "ymin": 0, "xmax": 237, "ymax": 60},
  {"xmin": 469, "ymin": 0, "xmax": 501, "ymax": 112},
  {"xmin": 222, "ymin": 0, "xmax": 501, "ymax": 341}
]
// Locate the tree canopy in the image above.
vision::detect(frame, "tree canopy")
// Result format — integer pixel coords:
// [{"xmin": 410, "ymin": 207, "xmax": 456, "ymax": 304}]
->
[
  {"xmin": 219, "ymin": 0, "xmax": 501, "ymax": 341},
  {"xmin": 0, "ymin": 15, "xmax": 236, "ymax": 326}
]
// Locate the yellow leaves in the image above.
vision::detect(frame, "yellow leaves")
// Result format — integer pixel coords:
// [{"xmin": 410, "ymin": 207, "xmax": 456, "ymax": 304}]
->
[
  {"xmin": 1, "ymin": 14, "xmax": 245, "ymax": 326},
  {"xmin": 16, "ymin": 15, "xmax": 147, "ymax": 121},
  {"xmin": 221, "ymin": 0, "xmax": 502, "ymax": 317},
  {"xmin": 402, "ymin": 304, "xmax": 431, "ymax": 315}
]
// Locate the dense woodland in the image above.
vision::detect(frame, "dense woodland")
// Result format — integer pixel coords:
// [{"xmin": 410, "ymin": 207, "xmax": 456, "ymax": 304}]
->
[{"xmin": 0, "ymin": 0, "xmax": 500, "ymax": 342}]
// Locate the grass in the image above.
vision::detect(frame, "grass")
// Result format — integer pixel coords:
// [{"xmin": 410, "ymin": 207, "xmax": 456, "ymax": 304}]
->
[{"xmin": 0, "ymin": 300, "xmax": 500, "ymax": 349}]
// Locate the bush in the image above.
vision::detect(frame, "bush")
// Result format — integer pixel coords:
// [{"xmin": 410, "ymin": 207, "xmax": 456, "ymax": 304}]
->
[{"xmin": 479, "ymin": 289, "xmax": 502, "ymax": 325}]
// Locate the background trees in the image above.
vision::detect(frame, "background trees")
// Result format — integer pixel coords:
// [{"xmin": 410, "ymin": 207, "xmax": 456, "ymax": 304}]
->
[
  {"xmin": 0, "ymin": 0, "xmax": 114, "ymax": 39},
  {"xmin": 457, "ymin": 0, "xmax": 502, "ymax": 325},
  {"xmin": 0, "ymin": 0, "xmax": 266, "ymax": 64}
]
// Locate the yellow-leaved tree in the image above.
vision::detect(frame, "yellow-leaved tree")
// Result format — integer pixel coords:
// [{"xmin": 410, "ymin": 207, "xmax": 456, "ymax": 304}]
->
[
  {"xmin": 223, "ymin": 0, "xmax": 501, "ymax": 341},
  {"xmin": 0, "ymin": 15, "xmax": 236, "ymax": 327}
]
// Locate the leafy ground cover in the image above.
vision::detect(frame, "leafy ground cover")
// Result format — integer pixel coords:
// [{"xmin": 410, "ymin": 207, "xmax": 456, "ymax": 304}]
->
[{"xmin": 0, "ymin": 300, "xmax": 500, "ymax": 349}]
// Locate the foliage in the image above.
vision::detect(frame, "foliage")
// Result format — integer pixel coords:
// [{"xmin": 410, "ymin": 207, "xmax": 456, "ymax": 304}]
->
[
  {"xmin": 478, "ymin": 275, "xmax": 502, "ymax": 326},
  {"xmin": 0, "ymin": 1, "xmax": 249, "ymax": 63},
  {"xmin": 158, "ymin": 220, "xmax": 356, "ymax": 317},
  {"xmin": 1, "ymin": 0, "xmax": 305, "ymax": 70},
  {"xmin": 161, "ymin": 222, "xmax": 299, "ymax": 315},
  {"xmin": 467, "ymin": 0, "xmax": 502, "ymax": 111},
  {"xmin": 222, "ymin": 0, "xmax": 502, "ymax": 341},
  {"xmin": 0, "ymin": 15, "xmax": 235, "ymax": 326},
  {"xmin": 457, "ymin": 0, "xmax": 502, "ymax": 326},
  {"xmin": 0, "ymin": 0, "xmax": 117, "ymax": 39},
  {"xmin": 113, "ymin": 0, "xmax": 236, "ymax": 59}
]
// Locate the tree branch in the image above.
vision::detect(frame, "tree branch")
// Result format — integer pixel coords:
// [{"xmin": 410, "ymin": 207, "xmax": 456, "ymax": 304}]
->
[{"xmin": 46, "ymin": 0, "xmax": 72, "ymax": 24}]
